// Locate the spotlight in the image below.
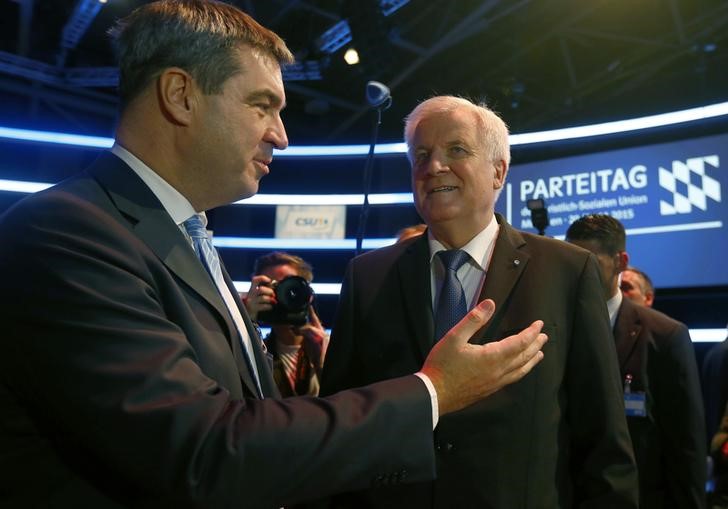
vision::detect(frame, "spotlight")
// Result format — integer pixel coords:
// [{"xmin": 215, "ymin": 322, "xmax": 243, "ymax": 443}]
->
[{"xmin": 344, "ymin": 48, "xmax": 360, "ymax": 65}]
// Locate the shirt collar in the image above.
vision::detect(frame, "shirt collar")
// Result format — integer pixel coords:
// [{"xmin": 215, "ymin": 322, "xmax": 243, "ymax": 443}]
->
[
  {"xmin": 111, "ymin": 143, "xmax": 198, "ymax": 226},
  {"xmin": 427, "ymin": 214, "xmax": 499, "ymax": 270},
  {"xmin": 607, "ymin": 288, "xmax": 623, "ymax": 328}
]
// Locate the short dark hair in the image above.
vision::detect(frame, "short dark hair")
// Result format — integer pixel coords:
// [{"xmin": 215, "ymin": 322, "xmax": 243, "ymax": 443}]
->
[
  {"xmin": 565, "ymin": 214, "xmax": 626, "ymax": 255},
  {"xmin": 110, "ymin": 0, "xmax": 294, "ymax": 108},
  {"xmin": 252, "ymin": 252, "xmax": 313, "ymax": 282},
  {"xmin": 624, "ymin": 266, "xmax": 654, "ymax": 295}
]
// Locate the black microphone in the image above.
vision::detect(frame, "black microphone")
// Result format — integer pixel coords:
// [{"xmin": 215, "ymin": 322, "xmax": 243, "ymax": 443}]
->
[
  {"xmin": 365, "ymin": 81, "xmax": 392, "ymax": 110},
  {"xmin": 355, "ymin": 81, "xmax": 392, "ymax": 256}
]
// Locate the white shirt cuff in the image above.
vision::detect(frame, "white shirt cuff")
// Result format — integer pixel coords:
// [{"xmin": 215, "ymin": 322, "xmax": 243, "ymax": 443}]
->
[{"xmin": 414, "ymin": 372, "xmax": 439, "ymax": 429}]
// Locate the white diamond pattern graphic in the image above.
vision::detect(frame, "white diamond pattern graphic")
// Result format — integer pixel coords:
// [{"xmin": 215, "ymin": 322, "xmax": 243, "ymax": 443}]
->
[
  {"xmin": 659, "ymin": 167, "xmax": 676, "ymax": 192},
  {"xmin": 673, "ymin": 160, "xmax": 690, "ymax": 183},
  {"xmin": 659, "ymin": 155, "xmax": 721, "ymax": 216},
  {"xmin": 688, "ymin": 183, "xmax": 707, "ymax": 210},
  {"xmin": 687, "ymin": 157, "xmax": 705, "ymax": 175},
  {"xmin": 704, "ymin": 174, "xmax": 721, "ymax": 201},
  {"xmin": 675, "ymin": 193, "xmax": 691, "ymax": 213},
  {"xmin": 660, "ymin": 201, "xmax": 675, "ymax": 215}
]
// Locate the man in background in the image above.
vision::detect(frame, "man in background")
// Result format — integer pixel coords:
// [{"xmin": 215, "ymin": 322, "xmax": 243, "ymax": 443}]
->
[
  {"xmin": 707, "ymin": 329, "xmax": 728, "ymax": 509},
  {"xmin": 567, "ymin": 213, "xmax": 706, "ymax": 509},
  {"xmin": 703, "ymin": 323, "xmax": 728, "ymax": 448},
  {"xmin": 0, "ymin": 2, "xmax": 547, "ymax": 507},
  {"xmin": 321, "ymin": 95, "xmax": 637, "ymax": 508},
  {"xmin": 621, "ymin": 265, "xmax": 655, "ymax": 307},
  {"xmin": 245, "ymin": 251, "xmax": 328, "ymax": 397}
]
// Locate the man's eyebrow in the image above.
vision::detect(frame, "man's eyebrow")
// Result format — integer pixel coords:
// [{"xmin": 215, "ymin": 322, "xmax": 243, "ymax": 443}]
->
[
  {"xmin": 247, "ymin": 90, "xmax": 286, "ymax": 109},
  {"xmin": 444, "ymin": 137, "xmax": 470, "ymax": 146}
]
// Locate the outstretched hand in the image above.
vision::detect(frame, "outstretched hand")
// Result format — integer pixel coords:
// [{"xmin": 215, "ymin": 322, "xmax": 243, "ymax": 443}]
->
[{"xmin": 420, "ymin": 299, "xmax": 547, "ymax": 415}]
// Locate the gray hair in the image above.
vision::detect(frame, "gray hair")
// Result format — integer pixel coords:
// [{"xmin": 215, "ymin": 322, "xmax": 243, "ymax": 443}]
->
[
  {"xmin": 110, "ymin": 0, "xmax": 294, "ymax": 108},
  {"xmin": 403, "ymin": 95, "xmax": 511, "ymax": 166}
]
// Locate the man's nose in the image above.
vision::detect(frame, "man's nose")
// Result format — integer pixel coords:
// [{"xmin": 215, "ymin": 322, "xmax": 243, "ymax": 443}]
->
[
  {"xmin": 266, "ymin": 114, "xmax": 288, "ymax": 150},
  {"xmin": 425, "ymin": 153, "xmax": 449, "ymax": 175}
]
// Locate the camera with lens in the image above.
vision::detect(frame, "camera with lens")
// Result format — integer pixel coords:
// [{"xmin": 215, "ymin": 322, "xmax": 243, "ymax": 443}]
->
[{"xmin": 256, "ymin": 275, "xmax": 314, "ymax": 326}]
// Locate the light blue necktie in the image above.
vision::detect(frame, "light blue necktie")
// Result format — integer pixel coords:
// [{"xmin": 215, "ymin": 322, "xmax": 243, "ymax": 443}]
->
[
  {"xmin": 434, "ymin": 249, "xmax": 471, "ymax": 342},
  {"xmin": 183, "ymin": 214, "xmax": 262, "ymax": 396}
]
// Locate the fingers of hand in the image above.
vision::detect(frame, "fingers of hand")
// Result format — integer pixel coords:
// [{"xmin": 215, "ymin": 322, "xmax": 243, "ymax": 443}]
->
[
  {"xmin": 499, "ymin": 320, "xmax": 547, "ymax": 374},
  {"xmin": 497, "ymin": 347, "xmax": 545, "ymax": 390},
  {"xmin": 300, "ymin": 325, "xmax": 325, "ymax": 342},
  {"xmin": 251, "ymin": 275, "xmax": 269, "ymax": 287},
  {"xmin": 257, "ymin": 286, "xmax": 273, "ymax": 299},
  {"xmin": 442, "ymin": 299, "xmax": 496, "ymax": 344},
  {"xmin": 308, "ymin": 307, "xmax": 322, "ymax": 327},
  {"xmin": 517, "ymin": 348, "xmax": 545, "ymax": 376}
]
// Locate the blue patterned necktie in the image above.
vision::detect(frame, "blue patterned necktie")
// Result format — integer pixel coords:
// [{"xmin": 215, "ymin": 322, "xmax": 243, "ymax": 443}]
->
[
  {"xmin": 434, "ymin": 249, "xmax": 471, "ymax": 342},
  {"xmin": 183, "ymin": 214, "xmax": 262, "ymax": 396}
]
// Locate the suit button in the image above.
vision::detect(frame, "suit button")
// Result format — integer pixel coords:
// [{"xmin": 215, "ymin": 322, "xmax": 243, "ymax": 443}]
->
[
  {"xmin": 436, "ymin": 442, "xmax": 454, "ymax": 453},
  {"xmin": 392, "ymin": 471, "xmax": 402, "ymax": 484}
]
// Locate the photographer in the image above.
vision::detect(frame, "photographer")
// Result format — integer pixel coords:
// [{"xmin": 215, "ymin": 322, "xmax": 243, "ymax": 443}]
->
[{"xmin": 244, "ymin": 251, "xmax": 328, "ymax": 397}]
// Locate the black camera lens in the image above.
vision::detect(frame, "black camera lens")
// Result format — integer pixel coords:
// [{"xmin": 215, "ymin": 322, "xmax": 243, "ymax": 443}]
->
[
  {"xmin": 275, "ymin": 276, "xmax": 313, "ymax": 311},
  {"xmin": 257, "ymin": 276, "xmax": 314, "ymax": 326}
]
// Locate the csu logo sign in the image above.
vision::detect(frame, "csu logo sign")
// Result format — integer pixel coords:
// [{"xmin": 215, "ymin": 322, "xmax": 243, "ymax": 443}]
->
[
  {"xmin": 294, "ymin": 217, "xmax": 330, "ymax": 230},
  {"xmin": 275, "ymin": 205, "xmax": 346, "ymax": 239},
  {"xmin": 658, "ymin": 155, "xmax": 721, "ymax": 215}
]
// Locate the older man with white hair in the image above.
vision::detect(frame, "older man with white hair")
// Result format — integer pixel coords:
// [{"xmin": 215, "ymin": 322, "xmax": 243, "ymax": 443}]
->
[{"xmin": 321, "ymin": 95, "xmax": 638, "ymax": 508}]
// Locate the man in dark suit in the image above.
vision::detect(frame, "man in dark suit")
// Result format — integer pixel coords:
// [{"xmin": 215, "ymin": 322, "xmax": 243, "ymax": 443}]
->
[
  {"xmin": 621, "ymin": 266, "xmax": 656, "ymax": 307},
  {"xmin": 702, "ymin": 325, "xmax": 728, "ymax": 446},
  {"xmin": 320, "ymin": 96, "xmax": 638, "ymax": 508},
  {"xmin": 0, "ymin": 2, "xmax": 548, "ymax": 508},
  {"xmin": 567, "ymin": 213, "xmax": 706, "ymax": 509}
]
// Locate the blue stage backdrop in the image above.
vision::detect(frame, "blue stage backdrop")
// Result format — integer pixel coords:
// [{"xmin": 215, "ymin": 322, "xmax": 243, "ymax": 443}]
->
[{"xmin": 497, "ymin": 132, "xmax": 726, "ymax": 289}]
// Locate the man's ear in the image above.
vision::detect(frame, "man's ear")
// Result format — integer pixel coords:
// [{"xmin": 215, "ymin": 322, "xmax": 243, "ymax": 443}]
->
[
  {"xmin": 493, "ymin": 160, "xmax": 508, "ymax": 189},
  {"xmin": 644, "ymin": 290, "xmax": 655, "ymax": 307},
  {"xmin": 616, "ymin": 251, "xmax": 629, "ymax": 273},
  {"xmin": 157, "ymin": 67, "xmax": 197, "ymax": 126}
]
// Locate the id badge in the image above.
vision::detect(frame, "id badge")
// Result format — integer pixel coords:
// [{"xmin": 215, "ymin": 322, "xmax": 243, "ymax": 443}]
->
[{"xmin": 624, "ymin": 392, "xmax": 647, "ymax": 417}]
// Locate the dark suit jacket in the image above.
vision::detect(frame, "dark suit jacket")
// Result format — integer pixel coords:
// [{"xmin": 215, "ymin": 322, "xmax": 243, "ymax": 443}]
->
[
  {"xmin": 702, "ymin": 337, "xmax": 728, "ymax": 446},
  {"xmin": 321, "ymin": 216, "xmax": 638, "ymax": 509},
  {"xmin": 0, "ymin": 152, "xmax": 436, "ymax": 508},
  {"xmin": 614, "ymin": 297, "xmax": 706, "ymax": 509}
]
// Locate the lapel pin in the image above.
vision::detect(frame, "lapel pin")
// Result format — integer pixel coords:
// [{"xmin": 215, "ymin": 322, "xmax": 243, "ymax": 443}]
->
[{"xmin": 513, "ymin": 259, "xmax": 520, "ymax": 266}]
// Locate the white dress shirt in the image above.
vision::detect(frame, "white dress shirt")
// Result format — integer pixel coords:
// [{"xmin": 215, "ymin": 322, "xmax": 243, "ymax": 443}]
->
[
  {"xmin": 428, "ymin": 215, "xmax": 500, "ymax": 312},
  {"xmin": 111, "ymin": 144, "xmax": 263, "ymax": 396}
]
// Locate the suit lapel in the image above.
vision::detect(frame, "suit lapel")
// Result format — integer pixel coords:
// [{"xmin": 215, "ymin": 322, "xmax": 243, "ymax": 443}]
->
[
  {"xmin": 397, "ymin": 235, "xmax": 435, "ymax": 361},
  {"xmin": 220, "ymin": 263, "xmax": 279, "ymax": 398},
  {"xmin": 87, "ymin": 153, "xmax": 261, "ymax": 397},
  {"xmin": 476, "ymin": 215, "xmax": 530, "ymax": 343},
  {"xmin": 613, "ymin": 298, "xmax": 642, "ymax": 372}
]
